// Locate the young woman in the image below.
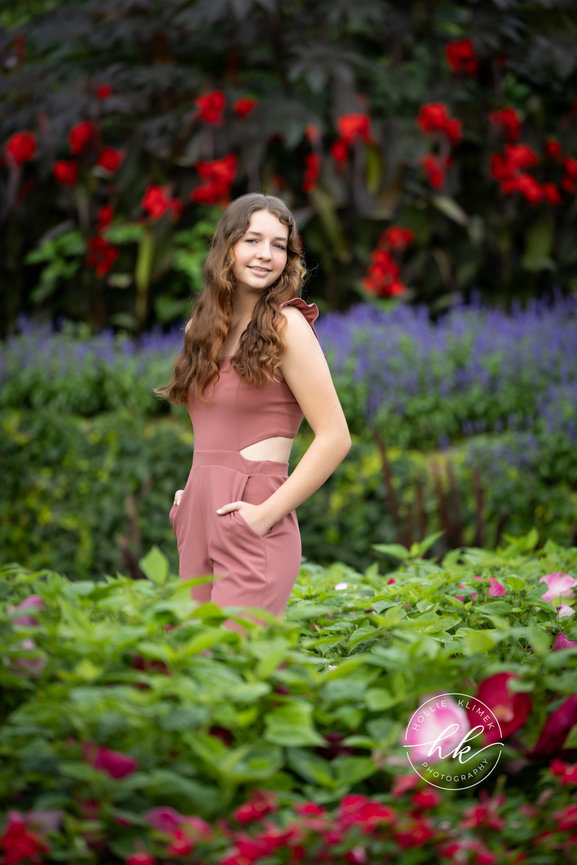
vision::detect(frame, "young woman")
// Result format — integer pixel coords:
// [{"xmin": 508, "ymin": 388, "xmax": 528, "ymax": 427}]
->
[{"xmin": 159, "ymin": 193, "xmax": 350, "ymax": 625}]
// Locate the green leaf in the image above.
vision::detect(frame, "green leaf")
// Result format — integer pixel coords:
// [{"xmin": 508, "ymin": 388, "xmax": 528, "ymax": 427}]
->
[
  {"xmin": 264, "ymin": 699, "xmax": 324, "ymax": 746},
  {"xmin": 431, "ymin": 196, "xmax": 469, "ymax": 226},
  {"xmin": 139, "ymin": 546, "xmax": 170, "ymax": 585},
  {"xmin": 372, "ymin": 543, "xmax": 409, "ymax": 560},
  {"xmin": 286, "ymin": 748, "xmax": 335, "ymax": 787}
]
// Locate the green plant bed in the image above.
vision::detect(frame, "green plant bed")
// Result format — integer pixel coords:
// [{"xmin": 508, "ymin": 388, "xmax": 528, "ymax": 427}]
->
[
  {"xmin": 3, "ymin": 408, "xmax": 577, "ymax": 580},
  {"xmin": 1, "ymin": 535, "xmax": 576, "ymax": 862}
]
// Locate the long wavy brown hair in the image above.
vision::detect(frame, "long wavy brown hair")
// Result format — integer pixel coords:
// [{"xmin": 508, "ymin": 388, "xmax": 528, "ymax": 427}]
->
[{"xmin": 156, "ymin": 193, "xmax": 306, "ymax": 405}]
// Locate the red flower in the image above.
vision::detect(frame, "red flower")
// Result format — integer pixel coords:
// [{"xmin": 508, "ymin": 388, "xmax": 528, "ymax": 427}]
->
[
  {"xmin": 513, "ymin": 173, "xmax": 543, "ymax": 205},
  {"xmin": 5, "ymin": 131, "xmax": 36, "ymax": 165},
  {"xmin": 303, "ymin": 153, "xmax": 321, "ymax": 192},
  {"xmin": 86, "ymin": 236, "xmax": 119, "ymax": 277},
  {"xmin": 541, "ymin": 183, "xmax": 562, "ymax": 205},
  {"xmin": 417, "ymin": 103, "xmax": 451, "ymax": 134},
  {"xmin": 460, "ymin": 802, "xmax": 504, "ymax": 831},
  {"xmin": 141, "ymin": 185, "xmax": 182, "ymax": 220},
  {"xmin": 96, "ymin": 147, "xmax": 124, "ymax": 173},
  {"xmin": 545, "ymin": 138, "xmax": 564, "ymax": 161},
  {"xmin": 472, "ymin": 672, "xmax": 532, "ymax": 743},
  {"xmin": 96, "ymin": 84, "xmax": 112, "ymax": 100},
  {"xmin": 445, "ymin": 38, "xmax": 478, "ymax": 75},
  {"xmin": 330, "ymin": 138, "xmax": 349, "ymax": 163},
  {"xmin": 69, "ymin": 121, "xmax": 99, "ymax": 155},
  {"xmin": 0, "ymin": 812, "xmax": 49, "ymax": 865},
  {"xmin": 191, "ymin": 154, "xmax": 237, "ymax": 204},
  {"xmin": 489, "ymin": 108, "xmax": 522, "ymax": 142},
  {"xmin": 233, "ymin": 790, "xmax": 277, "ymax": 824},
  {"xmin": 411, "ymin": 788, "xmax": 441, "ymax": 809},
  {"xmin": 504, "ymin": 143, "xmax": 539, "ymax": 170},
  {"xmin": 363, "ymin": 244, "xmax": 407, "ymax": 298},
  {"xmin": 381, "ymin": 226, "xmax": 414, "ymax": 252},
  {"xmin": 125, "ymin": 855, "xmax": 155, "ymax": 865},
  {"xmin": 337, "ymin": 114, "xmax": 372, "ymax": 145},
  {"xmin": 234, "ymin": 97, "xmax": 257, "ymax": 117},
  {"xmin": 421, "ymin": 154, "xmax": 446, "ymax": 189},
  {"xmin": 53, "ymin": 160, "xmax": 78, "ymax": 186},
  {"xmin": 530, "ymin": 695, "xmax": 577, "ymax": 758},
  {"xmin": 97, "ymin": 205, "xmax": 114, "ymax": 230},
  {"xmin": 167, "ymin": 830, "xmax": 194, "ymax": 857},
  {"xmin": 196, "ymin": 90, "xmax": 226, "ymax": 124}
]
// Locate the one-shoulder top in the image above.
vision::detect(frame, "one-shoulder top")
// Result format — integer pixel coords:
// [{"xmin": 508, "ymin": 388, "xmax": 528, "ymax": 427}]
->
[{"xmin": 186, "ymin": 298, "xmax": 319, "ymax": 452}]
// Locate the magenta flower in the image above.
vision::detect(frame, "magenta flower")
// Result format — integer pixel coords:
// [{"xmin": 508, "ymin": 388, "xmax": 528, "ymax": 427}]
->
[
  {"xmin": 83, "ymin": 743, "xmax": 138, "ymax": 779},
  {"xmin": 144, "ymin": 807, "xmax": 183, "ymax": 834},
  {"xmin": 552, "ymin": 633, "xmax": 577, "ymax": 650},
  {"xmin": 550, "ymin": 758, "xmax": 577, "ymax": 784},
  {"xmin": 530, "ymin": 695, "xmax": 577, "ymax": 759},
  {"xmin": 540, "ymin": 572, "xmax": 577, "ymax": 604},
  {"xmin": 9, "ymin": 595, "xmax": 45, "ymax": 627},
  {"xmin": 476, "ymin": 576, "xmax": 507, "ymax": 597},
  {"xmin": 473, "ymin": 673, "xmax": 532, "ymax": 744}
]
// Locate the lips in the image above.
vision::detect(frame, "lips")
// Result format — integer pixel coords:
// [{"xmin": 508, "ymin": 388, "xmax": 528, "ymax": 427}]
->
[{"xmin": 249, "ymin": 266, "xmax": 271, "ymax": 275}]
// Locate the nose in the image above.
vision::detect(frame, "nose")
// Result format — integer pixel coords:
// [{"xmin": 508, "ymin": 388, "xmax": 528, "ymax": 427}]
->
[{"xmin": 256, "ymin": 242, "xmax": 272, "ymax": 260}]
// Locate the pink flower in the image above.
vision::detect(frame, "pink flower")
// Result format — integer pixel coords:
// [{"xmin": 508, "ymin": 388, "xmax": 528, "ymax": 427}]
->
[
  {"xmin": 530, "ymin": 695, "xmax": 577, "ymax": 758},
  {"xmin": 540, "ymin": 572, "xmax": 577, "ymax": 604},
  {"xmin": 552, "ymin": 633, "xmax": 577, "ymax": 651},
  {"xmin": 558, "ymin": 604, "xmax": 574, "ymax": 618},
  {"xmin": 144, "ymin": 806, "xmax": 183, "ymax": 834},
  {"xmin": 550, "ymin": 758, "xmax": 577, "ymax": 785},
  {"xmin": 473, "ymin": 672, "xmax": 532, "ymax": 743},
  {"xmin": 391, "ymin": 774, "xmax": 420, "ymax": 797},
  {"xmin": 404, "ymin": 694, "xmax": 470, "ymax": 763},
  {"xmin": 83, "ymin": 743, "xmax": 138, "ymax": 778},
  {"xmin": 126, "ymin": 854, "xmax": 155, "ymax": 865},
  {"xmin": 411, "ymin": 788, "xmax": 441, "ymax": 809},
  {"xmin": 473, "ymin": 575, "xmax": 507, "ymax": 597},
  {"xmin": 10, "ymin": 595, "xmax": 44, "ymax": 626},
  {"xmin": 11, "ymin": 639, "xmax": 46, "ymax": 677}
]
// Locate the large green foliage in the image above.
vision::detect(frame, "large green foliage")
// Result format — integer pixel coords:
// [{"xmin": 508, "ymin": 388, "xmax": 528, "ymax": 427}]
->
[{"xmin": 1, "ymin": 538, "xmax": 576, "ymax": 861}]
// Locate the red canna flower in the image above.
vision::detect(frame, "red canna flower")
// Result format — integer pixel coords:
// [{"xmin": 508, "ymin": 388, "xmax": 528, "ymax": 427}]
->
[
  {"xmin": 541, "ymin": 183, "xmax": 562, "ymax": 205},
  {"xmin": 96, "ymin": 84, "xmax": 112, "ymax": 100},
  {"xmin": 141, "ymin": 185, "xmax": 181, "ymax": 220},
  {"xmin": 381, "ymin": 226, "xmax": 414, "ymax": 252},
  {"xmin": 0, "ymin": 812, "xmax": 49, "ymax": 865},
  {"xmin": 337, "ymin": 113, "xmax": 372, "ymax": 145},
  {"xmin": 504, "ymin": 143, "xmax": 539, "ymax": 170},
  {"xmin": 234, "ymin": 97, "xmax": 257, "ymax": 117},
  {"xmin": 191, "ymin": 154, "xmax": 237, "ymax": 204},
  {"xmin": 489, "ymin": 107, "xmax": 522, "ymax": 142},
  {"xmin": 196, "ymin": 90, "xmax": 226, "ymax": 124},
  {"xmin": 417, "ymin": 103, "xmax": 451, "ymax": 134},
  {"xmin": 5, "ymin": 131, "xmax": 36, "ymax": 165},
  {"xmin": 69, "ymin": 121, "xmax": 99, "ymax": 154},
  {"xmin": 96, "ymin": 205, "xmax": 114, "ymax": 230},
  {"xmin": 53, "ymin": 160, "xmax": 78, "ymax": 186},
  {"xmin": 472, "ymin": 672, "xmax": 532, "ymax": 743},
  {"xmin": 421, "ymin": 154, "xmax": 446, "ymax": 189},
  {"xmin": 303, "ymin": 153, "xmax": 321, "ymax": 192},
  {"xmin": 545, "ymin": 138, "xmax": 564, "ymax": 161},
  {"xmin": 85, "ymin": 236, "xmax": 119, "ymax": 277},
  {"xmin": 445, "ymin": 38, "xmax": 478, "ymax": 75},
  {"xmin": 96, "ymin": 147, "xmax": 124, "ymax": 173},
  {"xmin": 330, "ymin": 138, "xmax": 349, "ymax": 163}
]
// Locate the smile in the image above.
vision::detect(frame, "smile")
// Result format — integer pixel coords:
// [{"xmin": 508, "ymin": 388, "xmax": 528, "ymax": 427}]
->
[{"xmin": 249, "ymin": 267, "xmax": 271, "ymax": 275}]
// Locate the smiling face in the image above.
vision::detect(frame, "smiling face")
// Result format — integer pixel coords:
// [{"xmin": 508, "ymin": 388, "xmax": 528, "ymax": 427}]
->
[{"xmin": 231, "ymin": 209, "xmax": 289, "ymax": 295}]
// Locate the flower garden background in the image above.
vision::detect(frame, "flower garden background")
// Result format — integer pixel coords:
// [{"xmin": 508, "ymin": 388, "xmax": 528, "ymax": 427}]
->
[{"xmin": 1, "ymin": 1, "xmax": 577, "ymax": 863}]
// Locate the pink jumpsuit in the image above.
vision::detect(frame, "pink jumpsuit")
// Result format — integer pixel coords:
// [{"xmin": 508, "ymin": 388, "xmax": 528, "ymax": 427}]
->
[{"xmin": 169, "ymin": 298, "xmax": 319, "ymax": 620}]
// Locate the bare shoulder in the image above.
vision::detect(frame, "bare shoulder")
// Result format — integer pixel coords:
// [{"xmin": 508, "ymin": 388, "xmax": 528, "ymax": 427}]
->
[{"xmin": 278, "ymin": 304, "xmax": 319, "ymax": 349}]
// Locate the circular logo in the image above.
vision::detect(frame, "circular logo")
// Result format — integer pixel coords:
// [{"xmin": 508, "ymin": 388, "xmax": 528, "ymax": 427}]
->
[{"xmin": 403, "ymin": 692, "xmax": 504, "ymax": 791}]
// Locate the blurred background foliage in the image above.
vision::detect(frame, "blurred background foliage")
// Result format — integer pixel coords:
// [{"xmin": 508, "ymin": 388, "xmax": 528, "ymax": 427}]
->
[{"xmin": 1, "ymin": 0, "xmax": 577, "ymax": 335}]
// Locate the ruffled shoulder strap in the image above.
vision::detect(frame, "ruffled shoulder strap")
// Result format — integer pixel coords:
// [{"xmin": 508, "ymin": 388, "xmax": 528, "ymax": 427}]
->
[{"xmin": 278, "ymin": 297, "xmax": 319, "ymax": 339}]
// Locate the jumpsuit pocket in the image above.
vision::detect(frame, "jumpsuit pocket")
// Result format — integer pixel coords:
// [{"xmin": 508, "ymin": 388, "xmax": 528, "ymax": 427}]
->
[{"xmin": 231, "ymin": 509, "xmax": 269, "ymax": 540}]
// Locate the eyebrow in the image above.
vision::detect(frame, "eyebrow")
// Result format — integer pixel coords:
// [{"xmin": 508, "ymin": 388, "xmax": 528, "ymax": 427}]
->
[{"xmin": 245, "ymin": 231, "xmax": 288, "ymax": 242}]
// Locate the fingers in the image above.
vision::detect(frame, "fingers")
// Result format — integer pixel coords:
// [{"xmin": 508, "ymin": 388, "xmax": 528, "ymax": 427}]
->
[{"xmin": 216, "ymin": 501, "xmax": 243, "ymax": 515}]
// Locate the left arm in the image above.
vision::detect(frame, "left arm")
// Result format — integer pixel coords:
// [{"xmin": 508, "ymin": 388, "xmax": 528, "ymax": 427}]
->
[{"xmin": 216, "ymin": 306, "xmax": 351, "ymax": 534}]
